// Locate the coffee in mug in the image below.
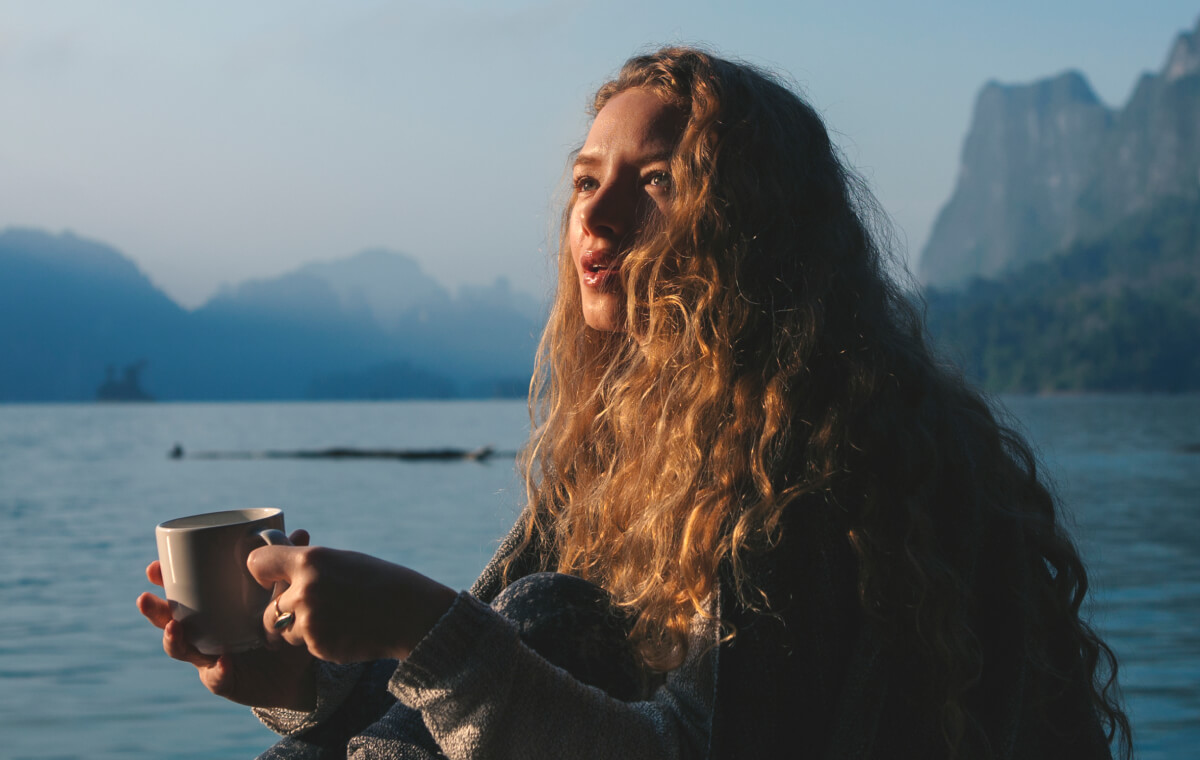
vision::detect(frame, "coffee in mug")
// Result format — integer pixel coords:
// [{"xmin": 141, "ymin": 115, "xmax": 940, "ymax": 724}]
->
[{"xmin": 155, "ymin": 508, "xmax": 291, "ymax": 655}]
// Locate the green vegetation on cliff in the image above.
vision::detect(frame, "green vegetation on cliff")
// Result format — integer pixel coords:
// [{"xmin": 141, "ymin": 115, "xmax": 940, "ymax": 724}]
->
[{"xmin": 925, "ymin": 196, "xmax": 1200, "ymax": 393}]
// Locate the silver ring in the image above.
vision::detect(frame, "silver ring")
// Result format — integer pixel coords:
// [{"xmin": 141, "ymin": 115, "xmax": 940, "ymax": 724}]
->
[{"xmin": 273, "ymin": 597, "xmax": 296, "ymax": 630}]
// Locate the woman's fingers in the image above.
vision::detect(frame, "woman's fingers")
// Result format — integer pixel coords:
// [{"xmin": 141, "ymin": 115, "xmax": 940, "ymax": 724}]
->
[
  {"xmin": 196, "ymin": 655, "xmax": 239, "ymax": 700},
  {"xmin": 137, "ymin": 591, "xmax": 174, "ymax": 629},
  {"xmin": 163, "ymin": 619, "xmax": 220, "ymax": 668},
  {"xmin": 140, "ymin": 562, "xmax": 221, "ymax": 666},
  {"xmin": 263, "ymin": 590, "xmax": 307, "ymax": 650},
  {"xmin": 247, "ymin": 531, "xmax": 310, "ymax": 646},
  {"xmin": 252, "ymin": 547, "xmax": 456, "ymax": 664},
  {"xmin": 138, "ymin": 582, "xmax": 221, "ymax": 669},
  {"xmin": 146, "ymin": 560, "xmax": 164, "ymax": 587},
  {"xmin": 247, "ymin": 544, "xmax": 311, "ymax": 648},
  {"xmin": 246, "ymin": 544, "xmax": 304, "ymax": 589}
]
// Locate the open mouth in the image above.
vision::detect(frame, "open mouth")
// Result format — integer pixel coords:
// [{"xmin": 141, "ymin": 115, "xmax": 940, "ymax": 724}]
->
[
  {"xmin": 581, "ymin": 249, "xmax": 615, "ymax": 270},
  {"xmin": 580, "ymin": 249, "xmax": 620, "ymax": 288}
]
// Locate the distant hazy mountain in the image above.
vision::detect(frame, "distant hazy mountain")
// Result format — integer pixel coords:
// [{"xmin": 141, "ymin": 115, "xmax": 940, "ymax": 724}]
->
[
  {"xmin": 919, "ymin": 72, "xmax": 1112, "ymax": 287},
  {"xmin": 0, "ymin": 228, "xmax": 542, "ymax": 402},
  {"xmin": 205, "ymin": 248, "xmax": 452, "ymax": 329},
  {"xmin": 920, "ymin": 16, "xmax": 1200, "ymax": 288},
  {"xmin": 0, "ymin": 228, "xmax": 188, "ymax": 401},
  {"xmin": 922, "ymin": 16, "xmax": 1200, "ymax": 392},
  {"xmin": 1076, "ymin": 26, "xmax": 1200, "ymax": 236}
]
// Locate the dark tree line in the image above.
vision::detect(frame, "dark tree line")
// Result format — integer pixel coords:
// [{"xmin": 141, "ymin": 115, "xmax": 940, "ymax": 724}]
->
[{"xmin": 924, "ymin": 196, "xmax": 1200, "ymax": 393}]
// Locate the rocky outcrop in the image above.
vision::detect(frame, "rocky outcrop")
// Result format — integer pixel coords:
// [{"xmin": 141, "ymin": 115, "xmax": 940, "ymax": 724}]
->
[
  {"xmin": 1076, "ymin": 25, "xmax": 1200, "ymax": 232},
  {"xmin": 919, "ymin": 72, "xmax": 1111, "ymax": 287},
  {"xmin": 920, "ymin": 16, "xmax": 1200, "ymax": 289}
]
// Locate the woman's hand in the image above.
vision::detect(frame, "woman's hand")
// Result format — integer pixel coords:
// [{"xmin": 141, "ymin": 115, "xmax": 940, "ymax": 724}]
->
[
  {"xmin": 136, "ymin": 529, "xmax": 317, "ymax": 710},
  {"xmin": 246, "ymin": 544, "xmax": 458, "ymax": 665}
]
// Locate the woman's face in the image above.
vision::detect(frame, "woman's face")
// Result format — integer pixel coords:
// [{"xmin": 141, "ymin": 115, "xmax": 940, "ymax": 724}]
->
[{"xmin": 570, "ymin": 88, "xmax": 685, "ymax": 332}]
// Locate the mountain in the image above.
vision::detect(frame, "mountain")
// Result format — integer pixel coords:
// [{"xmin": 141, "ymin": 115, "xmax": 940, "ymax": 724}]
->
[
  {"xmin": 0, "ymin": 228, "xmax": 188, "ymax": 401},
  {"xmin": 0, "ymin": 228, "xmax": 542, "ymax": 402},
  {"xmin": 919, "ymin": 72, "xmax": 1112, "ymax": 287},
  {"xmin": 920, "ymin": 16, "xmax": 1200, "ymax": 288},
  {"xmin": 205, "ymin": 248, "xmax": 452, "ymax": 329},
  {"xmin": 919, "ymin": 16, "xmax": 1200, "ymax": 393},
  {"xmin": 1075, "ymin": 27, "xmax": 1200, "ymax": 236}
]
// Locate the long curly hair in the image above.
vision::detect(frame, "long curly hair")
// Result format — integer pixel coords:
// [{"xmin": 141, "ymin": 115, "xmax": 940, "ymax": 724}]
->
[{"xmin": 509, "ymin": 47, "xmax": 1130, "ymax": 757}]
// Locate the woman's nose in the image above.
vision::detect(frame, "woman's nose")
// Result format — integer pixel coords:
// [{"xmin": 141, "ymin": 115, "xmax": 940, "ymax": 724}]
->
[{"xmin": 579, "ymin": 183, "xmax": 635, "ymax": 240}]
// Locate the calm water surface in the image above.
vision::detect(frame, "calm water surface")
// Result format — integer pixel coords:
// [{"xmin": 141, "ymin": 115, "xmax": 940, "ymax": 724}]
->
[
  {"xmin": 1002, "ymin": 395, "xmax": 1200, "ymax": 758},
  {"xmin": 0, "ymin": 396, "xmax": 1196, "ymax": 759}
]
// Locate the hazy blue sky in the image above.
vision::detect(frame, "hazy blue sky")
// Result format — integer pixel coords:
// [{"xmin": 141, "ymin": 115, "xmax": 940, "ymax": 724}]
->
[{"xmin": 4, "ymin": 1, "xmax": 1198, "ymax": 306}]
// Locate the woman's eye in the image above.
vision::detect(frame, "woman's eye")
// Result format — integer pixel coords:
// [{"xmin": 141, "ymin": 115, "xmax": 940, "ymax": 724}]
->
[
  {"xmin": 647, "ymin": 171, "xmax": 672, "ymax": 188},
  {"xmin": 575, "ymin": 176, "xmax": 599, "ymax": 192}
]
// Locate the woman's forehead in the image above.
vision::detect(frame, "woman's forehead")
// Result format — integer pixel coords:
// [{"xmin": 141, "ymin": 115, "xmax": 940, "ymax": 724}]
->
[{"xmin": 579, "ymin": 89, "xmax": 686, "ymax": 161}]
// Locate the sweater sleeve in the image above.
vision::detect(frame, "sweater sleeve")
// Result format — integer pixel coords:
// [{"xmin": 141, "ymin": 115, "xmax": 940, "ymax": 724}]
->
[
  {"xmin": 382, "ymin": 591, "xmax": 716, "ymax": 760},
  {"xmin": 253, "ymin": 657, "xmax": 404, "ymax": 745},
  {"xmin": 253, "ymin": 660, "xmax": 374, "ymax": 736},
  {"xmin": 252, "ymin": 519, "xmax": 530, "ymax": 742}
]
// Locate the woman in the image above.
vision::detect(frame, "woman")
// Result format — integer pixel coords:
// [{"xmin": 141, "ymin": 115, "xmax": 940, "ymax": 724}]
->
[{"xmin": 139, "ymin": 47, "xmax": 1130, "ymax": 759}]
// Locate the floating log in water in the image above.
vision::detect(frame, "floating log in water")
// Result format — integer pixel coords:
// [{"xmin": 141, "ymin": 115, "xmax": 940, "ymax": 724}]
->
[{"xmin": 169, "ymin": 444, "xmax": 506, "ymax": 462}]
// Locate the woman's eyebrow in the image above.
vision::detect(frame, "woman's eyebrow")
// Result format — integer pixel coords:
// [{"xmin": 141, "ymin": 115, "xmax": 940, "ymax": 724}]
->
[
  {"xmin": 573, "ymin": 154, "xmax": 601, "ymax": 171},
  {"xmin": 572, "ymin": 149, "xmax": 674, "ymax": 170},
  {"xmin": 637, "ymin": 150, "xmax": 674, "ymax": 165}
]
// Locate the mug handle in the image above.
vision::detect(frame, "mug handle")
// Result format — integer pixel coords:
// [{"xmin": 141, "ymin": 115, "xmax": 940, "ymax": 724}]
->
[{"xmin": 256, "ymin": 528, "xmax": 294, "ymax": 601}]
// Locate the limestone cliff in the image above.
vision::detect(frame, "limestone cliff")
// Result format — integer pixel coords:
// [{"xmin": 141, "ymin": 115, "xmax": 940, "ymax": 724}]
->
[{"xmin": 919, "ymin": 16, "xmax": 1200, "ymax": 289}]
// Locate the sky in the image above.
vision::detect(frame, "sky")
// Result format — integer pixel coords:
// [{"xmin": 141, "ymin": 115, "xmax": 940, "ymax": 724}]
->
[{"xmin": 3, "ymin": 1, "xmax": 1198, "ymax": 307}]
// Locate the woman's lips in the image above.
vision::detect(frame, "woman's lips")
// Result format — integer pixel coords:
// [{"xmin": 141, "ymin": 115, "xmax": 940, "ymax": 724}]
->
[{"xmin": 580, "ymin": 249, "xmax": 619, "ymax": 289}]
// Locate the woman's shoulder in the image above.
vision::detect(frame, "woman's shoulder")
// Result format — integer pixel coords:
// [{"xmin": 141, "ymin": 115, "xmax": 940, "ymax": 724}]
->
[{"xmin": 469, "ymin": 512, "xmax": 552, "ymax": 603}]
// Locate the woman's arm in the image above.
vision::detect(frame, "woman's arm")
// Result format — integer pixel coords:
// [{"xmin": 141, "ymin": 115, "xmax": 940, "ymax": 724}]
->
[
  {"xmin": 379, "ymin": 591, "xmax": 716, "ymax": 760},
  {"xmin": 249, "ymin": 523, "xmax": 530, "ymax": 746},
  {"xmin": 248, "ymin": 548, "xmax": 715, "ymax": 759},
  {"xmin": 248, "ymin": 518, "xmax": 713, "ymax": 759}
]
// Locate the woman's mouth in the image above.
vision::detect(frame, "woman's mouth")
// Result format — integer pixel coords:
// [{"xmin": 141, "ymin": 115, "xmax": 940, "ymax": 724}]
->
[{"xmin": 580, "ymin": 250, "xmax": 620, "ymax": 289}]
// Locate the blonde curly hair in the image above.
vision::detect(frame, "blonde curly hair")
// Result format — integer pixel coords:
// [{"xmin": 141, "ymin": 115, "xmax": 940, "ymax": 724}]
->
[{"xmin": 508, "ymin": 46, "xmax": 1129, "ymax": 758}]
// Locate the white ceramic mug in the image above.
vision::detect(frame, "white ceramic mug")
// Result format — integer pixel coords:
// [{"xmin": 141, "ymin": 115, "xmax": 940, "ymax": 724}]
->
[{"xmin": 155, "ymin": 508, "xmax": 291, "ymax": 655}]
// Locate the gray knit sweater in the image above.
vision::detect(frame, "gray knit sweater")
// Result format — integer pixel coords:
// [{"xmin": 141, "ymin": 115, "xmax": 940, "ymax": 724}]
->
[
  {"xmin": 255, "ymin": 522, "xmax": 717, "ymax": 759},
  {"xmin": 256, "ymin": 496, "xmax": 1113, "ymax": 760}
]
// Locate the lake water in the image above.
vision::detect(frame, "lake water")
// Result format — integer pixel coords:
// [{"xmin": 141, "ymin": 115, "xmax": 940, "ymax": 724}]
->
[{"xmin": 0, "ymin": 396, "xmax": 1196, "ymax": 759}]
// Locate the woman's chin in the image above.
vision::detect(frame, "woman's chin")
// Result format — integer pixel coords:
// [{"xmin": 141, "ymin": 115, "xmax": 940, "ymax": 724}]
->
[
  {"xmin": 582, "ymin": 306, "xmax": 623, "ymax": 332},
  {"xmin": 580, "ymin": 292, "xmax": 624, "ymax": 332},
  {"xmin": 584, "ymin": 313, "xmax": 623, "ymax": 332}
]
